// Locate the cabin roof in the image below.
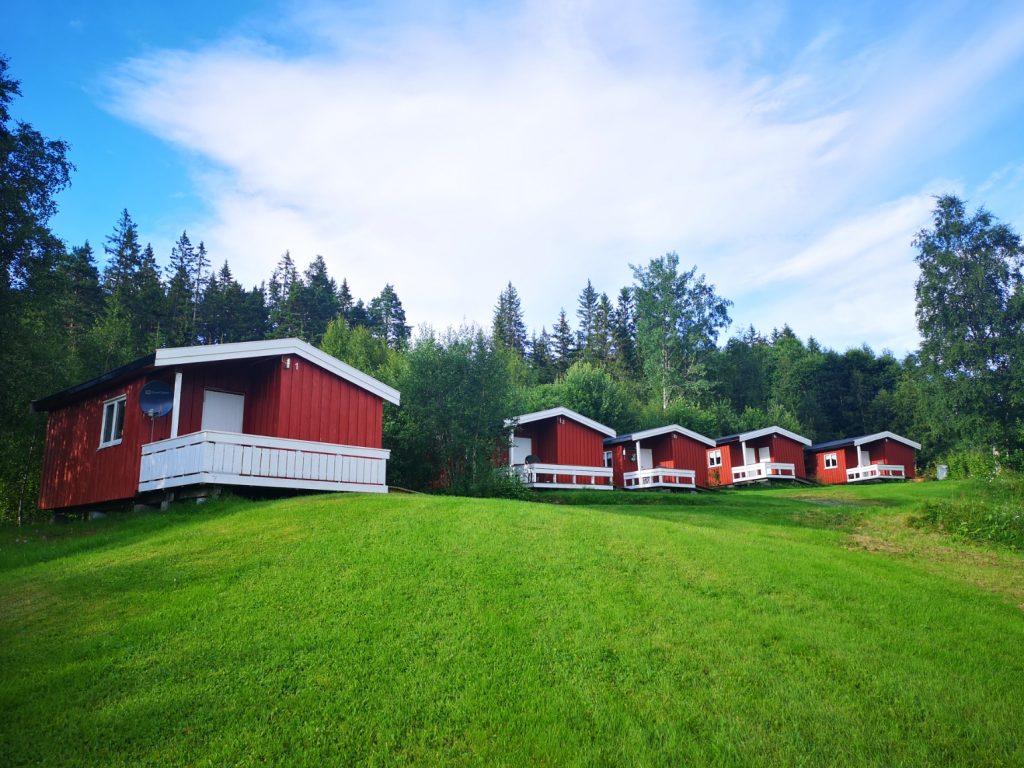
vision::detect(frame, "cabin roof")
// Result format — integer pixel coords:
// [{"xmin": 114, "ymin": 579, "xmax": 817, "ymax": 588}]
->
[
  {"xmin": 32, "ymin": 338, "xmax": 400, "ymax": 412},
  {"xmin": 716, "ymin": 425, "xmax": 812, "ymax": 447},
  {"xmin": 604, "ymin": 423, "xmax": 715, "ymax": 448},
  {"xmin": 506, "ymin": 406, "xmax": 616, "ymax": 438},
  {"xmin": 808, "ymin": 431, "xmax": 921, "ymax": 452}
]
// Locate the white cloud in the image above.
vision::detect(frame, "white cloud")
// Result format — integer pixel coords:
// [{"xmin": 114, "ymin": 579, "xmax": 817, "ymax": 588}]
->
[{"xmin": 103, "ymin": 0, "xmax": 1024, "ymax": 354}]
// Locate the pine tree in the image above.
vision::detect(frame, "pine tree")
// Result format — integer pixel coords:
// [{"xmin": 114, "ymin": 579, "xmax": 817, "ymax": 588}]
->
[
  {"xmin": 552, "ymin": 308, "xmax": 575, "ymax": 375},
  {"xmin": 611, "ymin": 287, "xmax": 638, "ymax": 375},
  {"xmin": 368, "ymin": 284, "xmax": 410, "ymax": 348},
  {"xmin": 102, "ymin": 209, "xmax": 142, "ymax": 296},
  {"xmin": 165, "ymin": 231, "xmax": 195, "ymax": 345},
  {"xmin": 298, "ymin": 255, "xmax": 340, "ymax": 344},
  {"xmin": 337, "ymin": 278, "xmax": 354, "ymax": 321},
  {"xmin": 529, "ymin": 327, "xmax": 556, "ymax": 383},
  {"xmin": 575, "ymin": 280, "xmax": 599, "ymax": 356},
  {"xmin": 267, "ymin": 251, "xmax": 301, "ymax": 338},
  {"xmin": 492, "ymin": 281, "xmax": 527, "ymax": 356}
]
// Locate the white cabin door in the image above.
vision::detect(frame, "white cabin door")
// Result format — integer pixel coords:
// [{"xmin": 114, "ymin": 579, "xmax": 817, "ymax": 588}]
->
[
  {"xmin": 744, "ymin": 445, "xmax": 756, "ymax": 465},
  {"xmin": 858, "ymin": 446, "xmax": 870, "ymax": 467},
  {"xmin": 511, "ymin": 436, "xmax": 533, "ymax": 465},
  {"xmin": 638, "ymin": 448, "xmax": 654, "ymax": 470},
  {"xmin": 201, "ymin": 389, "xmax": 244, "ymax": 433},
  {"xmin": 758, "ymin": 446, "xmax": 771, "ymax": 463}
]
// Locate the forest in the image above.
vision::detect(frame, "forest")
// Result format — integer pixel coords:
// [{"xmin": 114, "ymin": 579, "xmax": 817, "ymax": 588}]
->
[{"xmin": 3, "ymin": 55, "xmax": 1022, "ymax": 518}]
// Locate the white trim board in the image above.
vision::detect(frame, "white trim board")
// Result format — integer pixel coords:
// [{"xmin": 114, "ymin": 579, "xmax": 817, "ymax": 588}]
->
[
  {"xmin": 721, "ymin": 426, "xmax": 812, "ymax": 447},
  {"xmin": 506, "ymin": 406, "xmax": 616, "ymax": 437},
  {"xmin": 154, "ymin": 338, "xmax": 400, "ymax": 405},
  {"xmin": 617, "ymin": 424, "xmax": 715, "ymax": 448},
  {"xmin": 852, "ymin": 431, "xmax": 922, "ymax": 450}
]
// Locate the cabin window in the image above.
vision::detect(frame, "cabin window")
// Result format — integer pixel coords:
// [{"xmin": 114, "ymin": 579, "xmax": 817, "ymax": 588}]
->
[
  {"xmin": 100, "ymin": 395, "xmax": 127, "ymax": 448},
  {"xmin": 708, "ymin": 449, "xmax": 722, "ymax": 468},
  {"xmin": 824, "ymin": 453, "xmax": 838, "ymax": 469},
  {"xmin": 604, "ymin": 451, "xmax": 613, "ymax": 468}
]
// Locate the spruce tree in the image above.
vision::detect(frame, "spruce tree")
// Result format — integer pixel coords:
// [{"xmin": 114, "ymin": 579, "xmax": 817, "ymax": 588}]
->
[
  {"xmin": 492, "ymin": 281, "xmax": 527, "ymax": 357},
  {"xmin": 299, "ymin": 255, "xmax": 340, "ymax": 344},
  {"xmin": 552, "ymin": 308, "xmax": 575, "ymax": 375},
  {"xmin": 575, "ymin": 279, "xmax": 599, "ymax": 356},
  {"xmin": 368, "ymin": 284, "xmax": 410, "ymax": 348}
]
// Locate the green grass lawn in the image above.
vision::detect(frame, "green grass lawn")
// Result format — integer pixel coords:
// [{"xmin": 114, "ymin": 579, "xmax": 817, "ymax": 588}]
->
[{"xmin": 1, "ymin": 481, "xmax": 1022, "ymax": 766}]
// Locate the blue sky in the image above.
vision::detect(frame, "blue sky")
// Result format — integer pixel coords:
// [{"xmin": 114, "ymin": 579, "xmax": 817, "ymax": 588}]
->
[{"xmin": 5, "ymin": 0, "xmax": 1024, "ymax": 355}]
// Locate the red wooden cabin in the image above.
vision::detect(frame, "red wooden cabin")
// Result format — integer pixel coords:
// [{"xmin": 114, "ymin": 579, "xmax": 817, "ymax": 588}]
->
[
  {"xmin": 706, "ymin": 426, "xmax": 811, "ymax": 487},
  {"xmin": 806, "ymin": 431, "xmax": 919, "ymax": 484},
  {"xmin": 506, "ymin": 407, "xmax": 615, "ymax": 489},
  {"xmin": 31, "ymin": 339, "xmax": 400, "ymax": 511},
  {"xmin": 604, "ymin": 424, "xmax": 716, "ymax": 490}
]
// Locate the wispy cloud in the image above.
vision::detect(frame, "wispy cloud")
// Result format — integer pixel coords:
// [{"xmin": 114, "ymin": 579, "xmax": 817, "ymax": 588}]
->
[{"xmin": 103, "ymin": 0, "xmax": 1024, "ymax": 353}]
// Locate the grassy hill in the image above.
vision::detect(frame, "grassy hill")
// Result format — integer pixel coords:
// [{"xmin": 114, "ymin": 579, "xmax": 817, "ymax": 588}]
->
[{"xmin": 1, "ymin": 482, "xmax": 1022, "ymax": 766}]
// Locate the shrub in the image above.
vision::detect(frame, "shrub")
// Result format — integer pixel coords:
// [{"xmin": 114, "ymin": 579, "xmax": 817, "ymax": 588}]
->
[{"xmin": 911, "ymin": 475, "xmax": 1024, "ymax": 550}]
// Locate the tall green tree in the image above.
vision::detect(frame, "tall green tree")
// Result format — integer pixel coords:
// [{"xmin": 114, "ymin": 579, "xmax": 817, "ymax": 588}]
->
[
  {"xmin": 551, "ymin": 308, "xmax": 575, "ymax": 375},
  {"xmin": 298, "ymin": 255, "xmax": 340, "ymax": 344},
  {"xmin": 386, "ymin": 327, "xmax": 516, "ymax": 493},
  {"xmin": 368, "ymin": 284, "xmax": 410, "ymax": 349},
  {"xmin": 492, "ymin": 281, "xmax": 528, "ymax": 356},
  {"xmin": 631, "ymin": 253, "xmax": 732, "ymax": 410},
  {"xmin": 913, "ymin": 195, "xmax": 1024, "ymax": 452}
]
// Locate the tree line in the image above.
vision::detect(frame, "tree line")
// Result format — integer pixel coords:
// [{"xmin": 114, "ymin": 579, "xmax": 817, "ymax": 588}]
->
[{"xmin": 2, "ymin": 54, "xmax": 1022, "ymax": 516}]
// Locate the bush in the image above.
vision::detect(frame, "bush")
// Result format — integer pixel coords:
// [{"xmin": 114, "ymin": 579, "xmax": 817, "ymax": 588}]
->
[
  {"xmin": 911, "ymin": 475, "xmax": 1024, "ymax": 550},
  {"xmin": 940, "ymin": 450, "xmax": 999, "ymax": 480}
]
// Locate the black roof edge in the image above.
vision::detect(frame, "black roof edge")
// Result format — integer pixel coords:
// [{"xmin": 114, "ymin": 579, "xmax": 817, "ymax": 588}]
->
[
  {"xmin": 604, "ymin": 434, "xmax": 636, "ymax": 446},
  {"xmin": 807, "ymin": 437, "xmax": 858, "ymax": 452},
  {"xmin": 31, "ymin": 353, "xmax": 157, "ymax": 413}
]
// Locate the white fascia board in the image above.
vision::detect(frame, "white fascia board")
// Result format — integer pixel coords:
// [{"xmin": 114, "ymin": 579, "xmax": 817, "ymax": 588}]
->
[
  {"xmin": 630, "ymin": 424, "xmax": 716, "ymax": 447},
  {"xmin": 854, "ymin": 431, "xmax": 921, "ymax": 450},
  {"xmin": 736, "ymin": 426, "xmax": 812, "ymax": 447},
  {"xmin": 153, "ymin": 338, "xmax": 400, "ymax": 405},
  {"xmin": 507, "ymin": 406, "xmax": 616, "ymax": 437}
]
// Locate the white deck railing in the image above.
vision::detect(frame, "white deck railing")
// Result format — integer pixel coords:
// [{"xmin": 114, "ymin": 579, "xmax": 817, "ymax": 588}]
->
[
  {"xmin": 731, "ymin": 461, "xmax": 797, "ymax": 483},
  {"xmin": 623, "ymin": 467, "xmax": 696, "ymax": 490},
  {"xmin": 513, "ymin": 463, "xmax": 613, "ymax": 490},
  {"xmin": 846, "ymin": 464, "xmax": 905, "ymax": 482},
  {"xmin": 139, "ymin": 431, "xmax": 390, "ymax": 494}
]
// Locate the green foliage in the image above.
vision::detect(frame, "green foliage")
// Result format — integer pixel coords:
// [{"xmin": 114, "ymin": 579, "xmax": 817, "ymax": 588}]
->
[
  {"xmin": 385, "ymin": 327, "xmax": 517, "ymax": 494},
  {"xmin": 523, "ymin": 361, "xmax": 641, "ymax": 433},
  {"xmin": 630, "ymin": 253, "xmax": 732, "ymax": 410},
  {"xmin": 914, "ymin": 195, "xmax": 1024, "ymax": 453},
  {"xmin": 492, "ymin": 281, "xmax": 527, "ymax": 357},
  {"xmin": 321, "ymin": 318, "xmax": 397, "ymax": 379},
  {"xmin": 912, "ymin": 475, "xmax": 1024, "ymax": 549},
  {"xmin": 939, "ymin": 449, "xmax": 999, "ymax": 480}
]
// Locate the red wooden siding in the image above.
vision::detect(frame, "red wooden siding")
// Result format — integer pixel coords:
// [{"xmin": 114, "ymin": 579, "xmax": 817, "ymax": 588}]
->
[
  {"xmin": 880, "ymin": 440, "xmax": 916, "ymax": 478},
  {"xmin": 770, "ymin": 436, "xmax": 808, "ymax": 479},
  {"xmin": 811, "ymin": 446, "xmax": 855, "ymax": 484},
  {"xmin": 611, "ymin": 444, "xmax": 635, "ymax": 487},
  {"xmin": 39, "ymin": 353, "xmax": 387, "ymax": 509},
  {"xmin": 274, "ymin": 356, "xmax": 383, "ymax": 447},
  {"xmin": 554, "ymin": 418, "xmax": 605, "ymax": 467},
  {"xmin": 706, "ymin": 444, "xmax": 734, "ymax": 487},
  {"xmin": 514, "ymin": 420, "xmax": 558, "ymax": 463},
  {"xmin": 38, "ymin": 375, "xmax": 175, "ymax": 510}
]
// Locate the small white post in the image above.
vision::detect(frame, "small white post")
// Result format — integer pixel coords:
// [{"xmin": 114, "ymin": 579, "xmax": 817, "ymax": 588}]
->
[{"xmin": 170, "ymin": 370, "xmax": 183, "ymax": 438}]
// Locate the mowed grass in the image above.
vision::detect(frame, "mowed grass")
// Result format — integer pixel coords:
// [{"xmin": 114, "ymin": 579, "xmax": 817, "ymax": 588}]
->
[{"xmin": 1, "ymin": 482, "xmax": 1022, "ymax": 766}]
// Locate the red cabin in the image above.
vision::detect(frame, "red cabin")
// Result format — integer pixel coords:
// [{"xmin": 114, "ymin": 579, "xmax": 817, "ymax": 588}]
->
[
  {"xmin": 506, "ymin": 407, "xmax": 615, "ymax": 489},
  {"xmin": 806, "ymin": 431, "xmax": 920, "ymax": 484},
  {"xmin": 604, "ymin": 424, "xmax": 716, "ymax": 490},
  {"xmin": 31, "ymin": 339, "xmax": 401, "ymax": 510},
  {"xmin": 706, "ymin": 426, "xmax": 812, "ymax": 487}
]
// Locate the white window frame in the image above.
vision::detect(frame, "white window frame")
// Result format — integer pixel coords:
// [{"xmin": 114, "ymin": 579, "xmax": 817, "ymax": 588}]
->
[
  {"xmin": 824, "ymin": 453, "xmax": 838, "ymax": 470},
  {"xmin": 603, "ymin": 450, "xmax": 613, "ymax": 468},
  {"xmin": 100, "ymin": 395, "xmax": 127, "ymax": 448},
  {"xmin": 708, "ymin": 449, "xmax": 722, "ymax": 468}
]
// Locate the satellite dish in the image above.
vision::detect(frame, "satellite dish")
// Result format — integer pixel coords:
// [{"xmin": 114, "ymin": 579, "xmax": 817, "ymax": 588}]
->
[
  {"xmin": 139, "ymin": 380, "xmax": 173, "ymax": 418},
  {"xmin": 525, "ymin": 454, "xmax": 540, "ymax": 465}
]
